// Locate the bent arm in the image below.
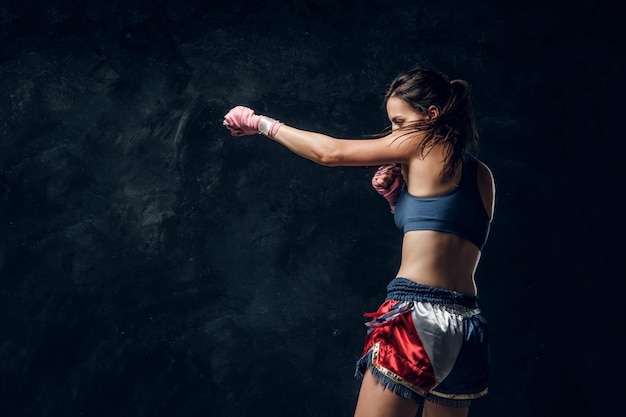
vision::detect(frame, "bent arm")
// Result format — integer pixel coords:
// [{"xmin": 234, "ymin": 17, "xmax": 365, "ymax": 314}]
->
[{"xmin": 272, "ymin": 125, "xmax": 414, "ymax": 167}]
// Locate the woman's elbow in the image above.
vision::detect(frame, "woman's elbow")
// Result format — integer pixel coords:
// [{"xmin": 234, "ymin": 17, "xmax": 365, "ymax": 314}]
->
[{"xmin": 316, "ymin": 149, "xmax": 342, "ymax": 166}]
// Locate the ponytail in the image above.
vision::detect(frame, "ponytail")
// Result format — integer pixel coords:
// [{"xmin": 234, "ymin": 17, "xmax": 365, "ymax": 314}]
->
[{"xmin": 435, "ymin": 79, "xmax": 478, "ymax": 180}]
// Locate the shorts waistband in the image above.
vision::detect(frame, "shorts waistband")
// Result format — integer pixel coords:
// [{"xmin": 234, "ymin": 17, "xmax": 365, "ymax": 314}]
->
[{"xmin": 386, "ymin": 277, "xmax": 479, "ymax": 309}]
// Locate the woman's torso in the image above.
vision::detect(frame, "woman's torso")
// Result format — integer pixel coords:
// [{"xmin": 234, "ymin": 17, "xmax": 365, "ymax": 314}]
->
[{"xmin": 394, "ymin": 146, "xmax": 494, "ymax": 295}]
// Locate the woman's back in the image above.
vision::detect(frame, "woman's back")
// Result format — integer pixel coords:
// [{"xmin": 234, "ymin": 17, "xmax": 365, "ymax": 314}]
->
[{"xmin": 395, "ymin": 147, "xmax": 495, "ymax": 295}]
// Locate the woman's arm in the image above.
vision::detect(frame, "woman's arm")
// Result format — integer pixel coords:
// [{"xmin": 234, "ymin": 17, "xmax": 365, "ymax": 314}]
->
[
  {"xmin": 223, "ymin": 106, "xmax": 417, "ymax": 167},
  {"xmin": 272, "ymin": 125, "xmax": 413, "ymax": 167}
]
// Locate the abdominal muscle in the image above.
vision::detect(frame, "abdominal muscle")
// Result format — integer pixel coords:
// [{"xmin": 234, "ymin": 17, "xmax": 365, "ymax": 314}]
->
[{"xmin": 394, "ymin": 230, "xmax": 482, "ymax": 296}]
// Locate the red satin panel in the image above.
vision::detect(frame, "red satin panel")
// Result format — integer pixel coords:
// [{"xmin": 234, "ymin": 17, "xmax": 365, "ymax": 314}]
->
[{"xmin": 362, "ymin": 300, "xmax": 436, "ymax": 392}]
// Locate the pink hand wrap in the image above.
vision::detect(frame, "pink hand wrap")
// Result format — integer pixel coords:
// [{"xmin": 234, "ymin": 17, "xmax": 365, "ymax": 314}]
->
[
  {"xmin": 372, "ymin": 165, "xmax": 404, "ymax": 213},
  {"xmin": 223, "ymin": 105, "xmax": 283, "ymax": 139}
]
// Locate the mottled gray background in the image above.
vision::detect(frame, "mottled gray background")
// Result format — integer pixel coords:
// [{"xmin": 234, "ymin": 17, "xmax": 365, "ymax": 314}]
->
[{"xmin": 1, "ymin": 0, "xmax": 623, "ymax": 416}]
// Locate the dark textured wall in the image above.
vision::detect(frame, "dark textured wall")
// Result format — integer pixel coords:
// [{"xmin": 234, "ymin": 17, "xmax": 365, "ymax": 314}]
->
[{"xmin": 1, "ymin": 0, "xmax": 623, "ymax": 416}]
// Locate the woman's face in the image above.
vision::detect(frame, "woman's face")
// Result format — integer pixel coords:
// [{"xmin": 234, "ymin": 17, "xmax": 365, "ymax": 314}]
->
[{"xmin": 386, "ymin": 96, "xmax": 429, "ymax": 132}]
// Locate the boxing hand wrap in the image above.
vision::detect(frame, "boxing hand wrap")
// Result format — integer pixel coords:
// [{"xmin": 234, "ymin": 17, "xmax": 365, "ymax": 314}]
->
[
  {"xmin": 372, "ymin": 165, "xmax": 404, "ymax": 213},
  {"xmin": 223, "ymin": 106, "xmax": 283, "ymax": 139},
  {"xmin": 258, "ymin": 115, "xmax": 283, "ymax": 138},
  {"xmin": 223, "ymin": 106, "xmax": 261, "ymax": 135}
]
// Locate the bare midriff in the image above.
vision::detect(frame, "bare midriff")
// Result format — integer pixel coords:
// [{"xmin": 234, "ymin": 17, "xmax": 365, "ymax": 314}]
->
[{"xmin": 394, "ymin": 230, "xmax": 482, "ymax": 296}]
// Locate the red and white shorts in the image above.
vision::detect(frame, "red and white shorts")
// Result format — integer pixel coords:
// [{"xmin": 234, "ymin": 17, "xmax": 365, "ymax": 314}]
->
[{"xmin": 354, "ymin": 278, "xmax": 489, "ymax": 408}]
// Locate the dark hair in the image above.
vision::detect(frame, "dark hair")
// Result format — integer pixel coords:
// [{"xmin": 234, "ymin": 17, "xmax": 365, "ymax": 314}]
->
[{"xmin": 384, "ymin": 68, "xmax": 478, "ymax": 180}]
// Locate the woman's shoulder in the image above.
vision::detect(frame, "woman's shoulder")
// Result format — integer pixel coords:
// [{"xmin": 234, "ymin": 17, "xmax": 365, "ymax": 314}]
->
[
  {"xmin": 474, "ymin": 157, "xmax": 496, "ymax": 219},
  {"xmin": 475, "ymin": 158, "xmax": 494, "ymax": 181}
]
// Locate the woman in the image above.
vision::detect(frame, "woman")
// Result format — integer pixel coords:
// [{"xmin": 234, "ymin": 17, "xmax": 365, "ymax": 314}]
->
[{"xmin": 223, "ymin": 67, "xmax": 495, "ymax": 417}]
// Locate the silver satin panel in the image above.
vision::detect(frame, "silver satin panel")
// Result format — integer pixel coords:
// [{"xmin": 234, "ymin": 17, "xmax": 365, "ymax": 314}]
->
[{"xmin": 411, "ymin": 301, "xmax": 481, "ymax": 385}]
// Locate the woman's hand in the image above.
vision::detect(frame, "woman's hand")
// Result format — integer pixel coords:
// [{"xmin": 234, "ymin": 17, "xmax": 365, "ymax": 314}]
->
[
  {"xmin": 372, "ymin": 164, "xmax": 404, "ymax": 213},
  {"xmin": 223, "ymin": 106, "xmax": 283, "ymax": 138},
  {"xmin": 223, "ymin": 106, "xmax": 261, "ymax": 136}
]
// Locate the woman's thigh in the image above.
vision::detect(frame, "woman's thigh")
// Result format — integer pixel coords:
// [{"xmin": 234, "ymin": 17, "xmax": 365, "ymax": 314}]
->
[
  {"xmin": 353, "ymin": 370, "xmax": 420, "ymax": 417},
  {"xmin": 353, "ymin": 370, "xmax": 471, "ymax": 417},
  {"xmin": 422, "ymin": 401, "xmax": 469, "ymax": 417}
]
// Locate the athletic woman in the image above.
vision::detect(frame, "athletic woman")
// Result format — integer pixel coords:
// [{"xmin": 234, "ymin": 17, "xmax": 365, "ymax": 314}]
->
[{"xmin": 223, "ymin": 67, "xmax": 495, "ymax": 417}]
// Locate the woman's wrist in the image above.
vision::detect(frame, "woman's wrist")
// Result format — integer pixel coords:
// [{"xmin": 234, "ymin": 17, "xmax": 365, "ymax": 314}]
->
[{"xmin": 258, "ymin": 116, "xmax": 283, "ymax": 139}]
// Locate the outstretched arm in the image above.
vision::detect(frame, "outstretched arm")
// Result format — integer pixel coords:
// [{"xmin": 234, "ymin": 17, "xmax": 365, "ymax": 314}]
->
[
  {"xmin": 271, "ymin": 125, "xmax": 408, "ymax": 167},
  {"xmin": 223, "ymin": 105, "xmax": 416, "ymax": 167}
]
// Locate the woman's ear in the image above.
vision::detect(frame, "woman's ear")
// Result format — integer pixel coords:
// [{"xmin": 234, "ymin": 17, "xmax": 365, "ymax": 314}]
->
[{"xmin": 427, "ymin": 105, "xmax": 440, "ymax": 120}]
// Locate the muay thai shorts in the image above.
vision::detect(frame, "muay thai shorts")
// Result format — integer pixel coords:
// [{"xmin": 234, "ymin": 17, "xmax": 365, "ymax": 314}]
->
[{"xmin": 354, "ymin": 277, "xmax": 489, "ymax": 408}]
